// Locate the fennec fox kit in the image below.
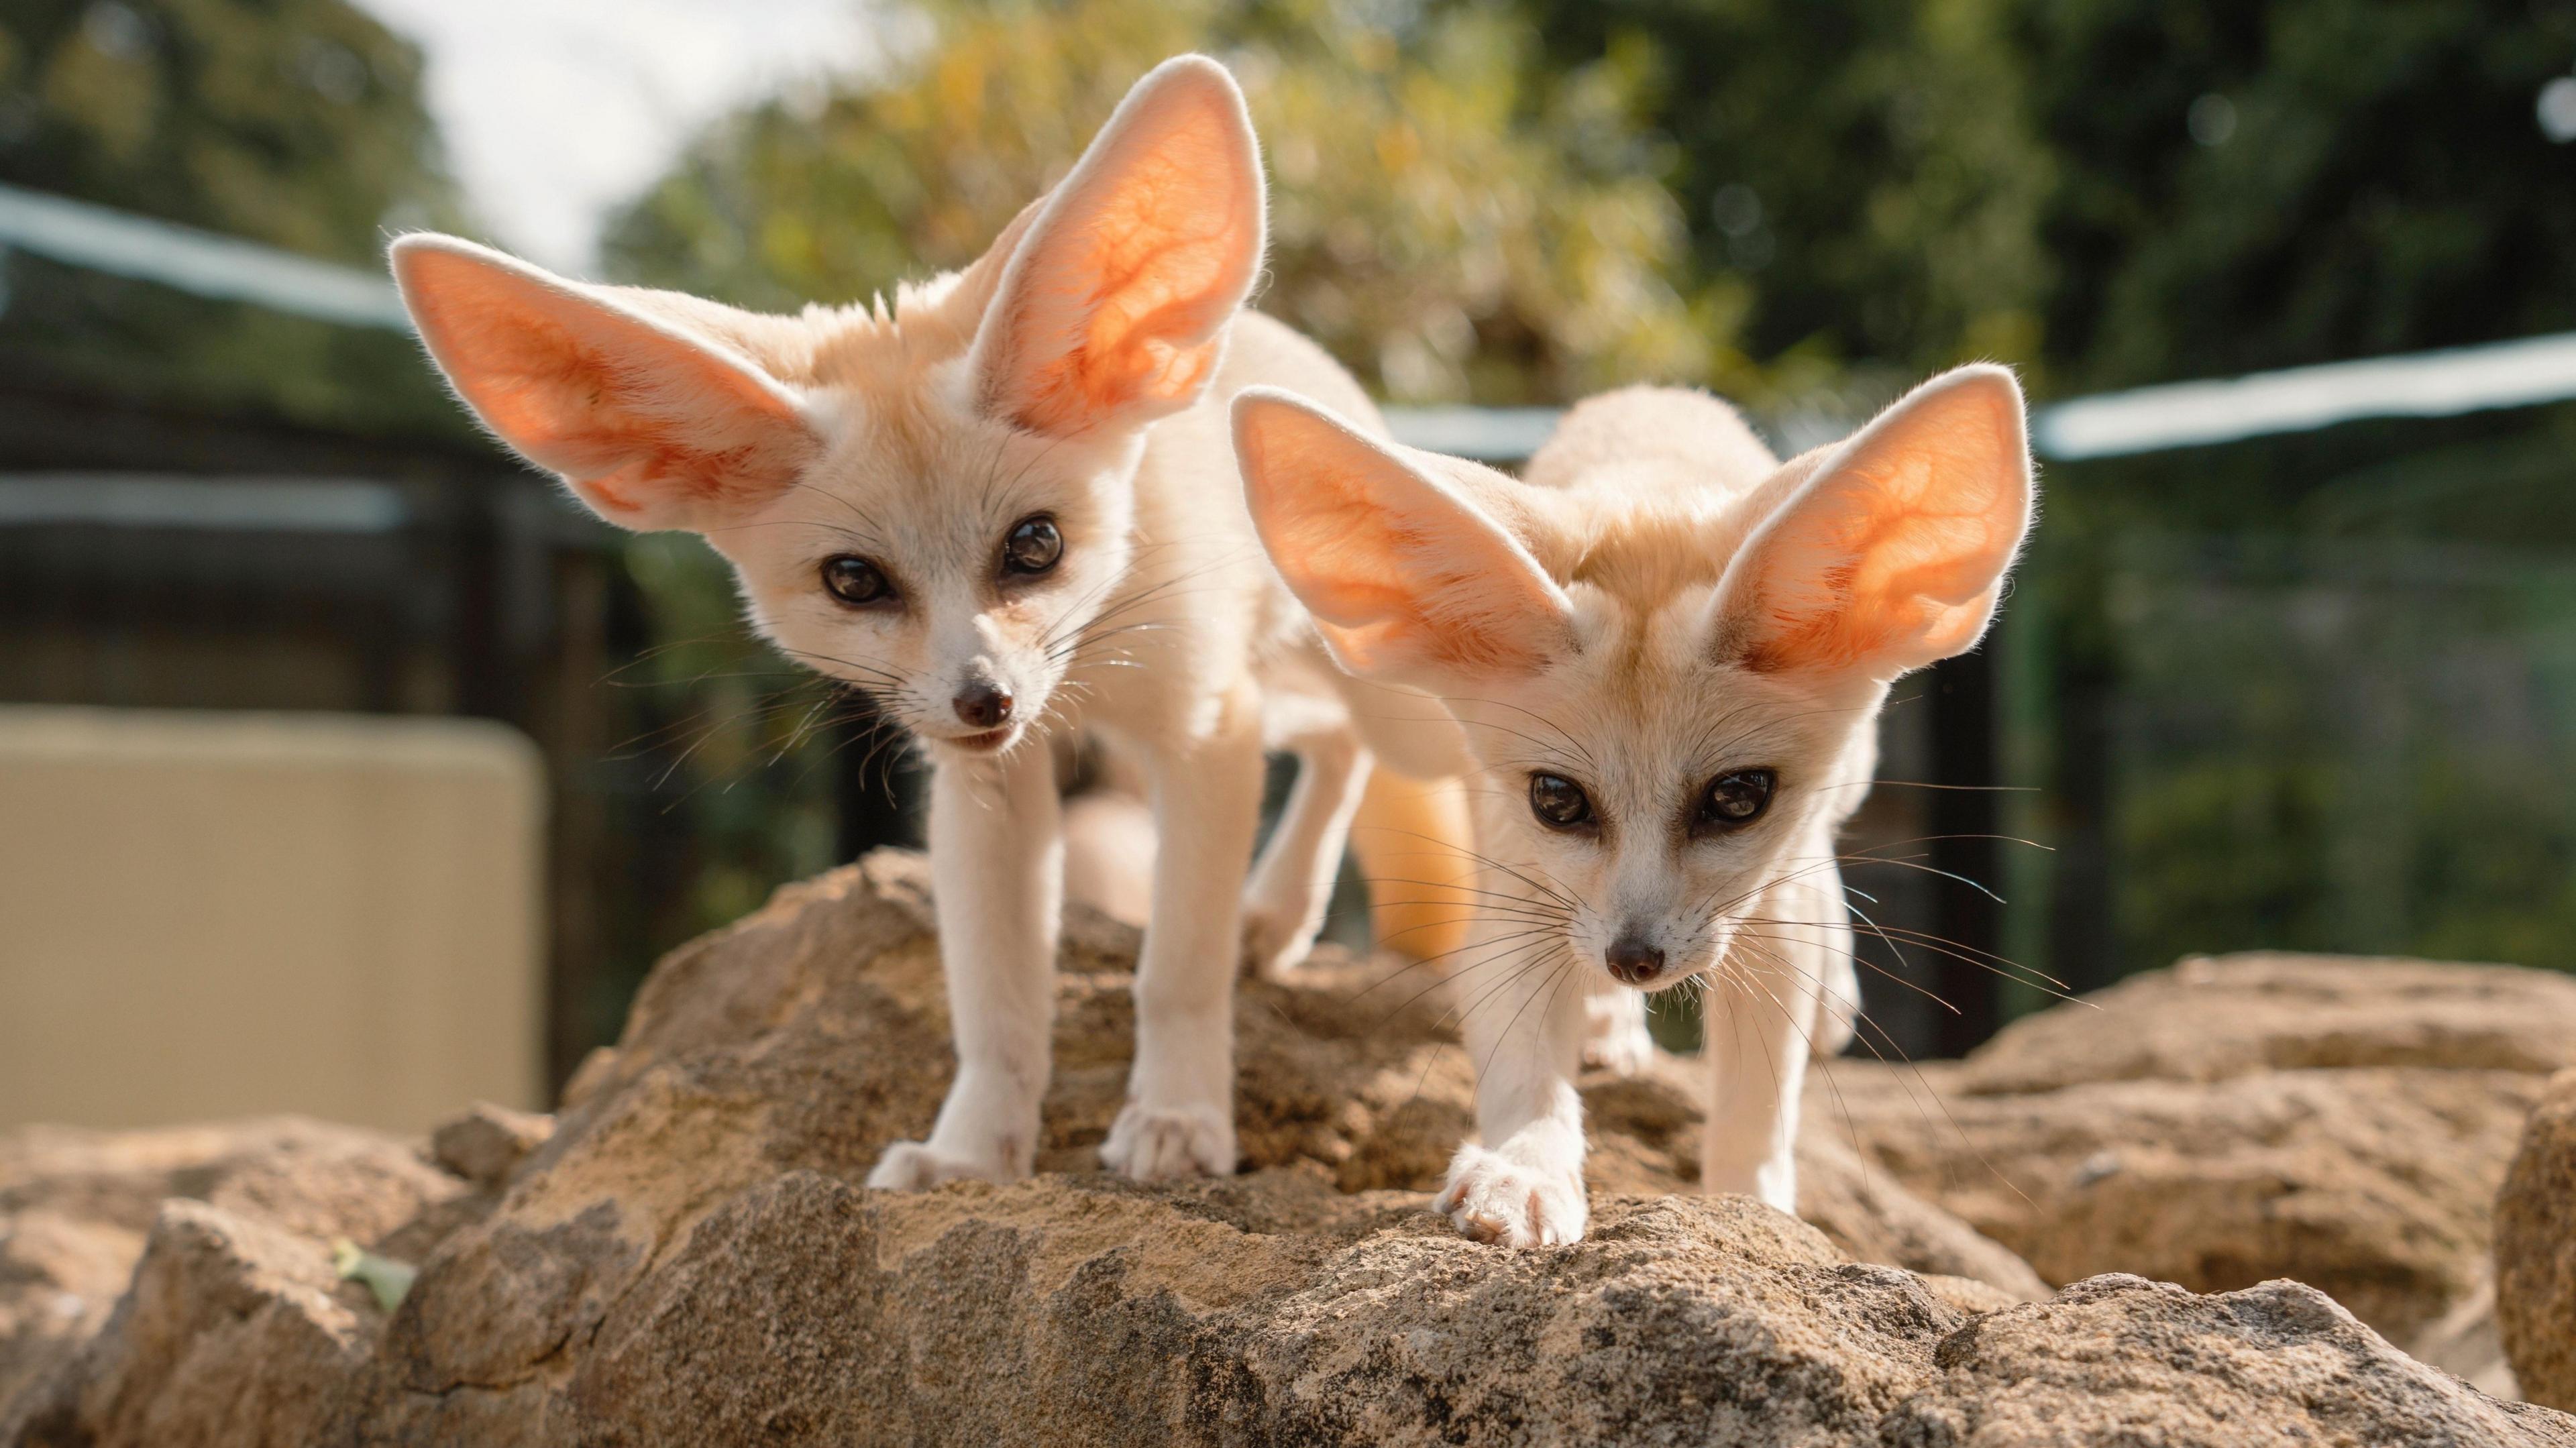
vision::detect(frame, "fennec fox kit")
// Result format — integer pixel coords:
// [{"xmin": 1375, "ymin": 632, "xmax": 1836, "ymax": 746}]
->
[
  {"xmin": 393, "ymin": 57, "xmax": 1428, "ymax": 1188},
  {"xmin": 1234, "ymin": 367, "xmax": 2035, "ymax": 1243}
]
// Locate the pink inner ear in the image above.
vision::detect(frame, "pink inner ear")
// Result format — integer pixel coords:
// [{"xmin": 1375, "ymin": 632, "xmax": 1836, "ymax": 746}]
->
[
  {"xmin": 1739, "ymin": 379, "xmax": 2029, "ymax": 676},
  {"xmin": 401, "ymin": 245, "xmax": 813, "ymax": 524},
  {"xmin": 1240, "ymin": 398, "xmax": 1566, "ymax": 681},
  {"xmin": 986, "ymin": 75, "xmax": 1262, "ymax": 437},
  {"xmin": 1017, "ymin": 157, "xmax": 1252, "ymax": 432}
]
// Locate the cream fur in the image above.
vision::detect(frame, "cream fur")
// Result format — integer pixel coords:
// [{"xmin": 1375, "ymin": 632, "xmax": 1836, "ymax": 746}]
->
[
  {"xmin": 393, "ymin": 56, "xmax": 1466, "ymax": 1189},
  {"xmin": 1236, "ymin": 369, "xmax": 2035, "ymax": 1245}
]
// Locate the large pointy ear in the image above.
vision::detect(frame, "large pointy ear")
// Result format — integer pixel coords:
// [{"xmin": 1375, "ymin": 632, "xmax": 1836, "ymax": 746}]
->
[
  {"xmin": 1234, "ymin": 387, "xmax": 1574, "ymax": 686},
  {"xmin": 1713, "ymin": 364, "xmax": 2035, "ymax": 681},
  {"xmin": 390, "ymin": 234, "xmax": 818, "ymax": 533},
  {"xmin": 969, "ymin": 55, "xmax": 1265, "ymax": 439}
]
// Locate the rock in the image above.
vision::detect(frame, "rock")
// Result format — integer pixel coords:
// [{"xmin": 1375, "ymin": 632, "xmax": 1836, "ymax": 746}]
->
[
  {"xmin": 1, "ymin": 856, "xmax": 2563, "ymax": 1445},
  {"xmin": 388, "ymin": 1180, "xmax": 2576, "ymax": 1445},
  {"xmin": 376, "ymin": 854, "xmax": 2055, "ymax": 1411},
  {"xmin": 0, "ymin": 1117, "xmax": 471, "ymax": 1249},
  {"xmin": 1819, "ymin": 1061, "xmax": 2546, "ymax": 1345},
  {"xmin": 1902, "ymin": 1272, "xmax": 2567, "ymax": 1447},
  {"xmin": 1574, "ymin": 1058, "xmax": 2049, "ymax": 1301},
  {"xmin": 9, "ymin": 1200, "xmax": 369, "ymax": 1447},
  {"xmin": 429, "ymin": 1104, "xmax": 554, "ymax": 1190},
  {"xmin": 1816, "ymin": 952, "xmax": 2576, "ymax": 1392},
  {"xmin": 2499, "ymin": 1068, "xmax": 2576, "ymax": 1410},
  {"xmin": 1795, "ymin": 1131, "xmax": 2053, "ymax": 1304},
  {"xmin": 1957, "ymin": 951, "xmax": 2576, "ymax": 1095},
  {"xmin": 0, "ymin": 1116, "xmax": 475, "ymax": 1433},
  {"xmin": 2416, "ymin": 1278, "xmax": 2520, "ymax": 1399},
  {"xmin": 0, "ymin": 1212, "xmax": 133, "ymax": 1414}
]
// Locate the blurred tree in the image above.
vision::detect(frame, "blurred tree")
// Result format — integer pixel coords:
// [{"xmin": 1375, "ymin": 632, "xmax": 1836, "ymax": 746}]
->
[
  {"xmin": 604, "ymin": 0, "xmax": 1710, "ymax": 405},
  {"xmin": 2004, "ymin": 1, "xmax": 2576, "ymax": 992},
  {"xmin": 1508, "ymin": 0, "xmax": 2056, "ymax": 389},
  {"xmin": 0, "ymin": 0, "xmax": 472, "ymax": 434},
  {"xmin": 2022, "ymin": 0, "xmax": 2576, "ymax": 391},
  {"xmin": 0, "ymin": 0, "xmax": 459, "ymax": 258}
]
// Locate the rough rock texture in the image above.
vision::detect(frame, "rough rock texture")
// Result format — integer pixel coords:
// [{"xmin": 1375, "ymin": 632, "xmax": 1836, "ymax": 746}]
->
[
  {"xmin": 0, "ymin": 1117, "xmax": 473, "ymax": 1424},
  {"xmin": 1957, "ymin": 951, "xmax": 2576, "ymax": 1095},
  {"xmin": 1817, "ymin": 951, "xmax": 2576, "ymax": 1394},
  {"xmin": 2499, "ymin": 1068, "xmax": 2576, "ymax": 1410},
  {"xmin": 15, "ymin": 1201, "xmax": 369, "ymax": 1447},
  {"xmin": 1, "ymin": 858, "xmax": 2566, "ymax": 1445},
  {"xmin": 429, "ymin": 1104, "xmax": 554, "ymax": 1192}
]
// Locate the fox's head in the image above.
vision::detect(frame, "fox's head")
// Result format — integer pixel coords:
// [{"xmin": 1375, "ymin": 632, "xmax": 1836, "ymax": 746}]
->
[
  {"xmin": 390, "ymin": 56, "xmax": 1265, "ymax": 759},
  {"xmin": 1234, "ymin": 370, "xmax": 2035, "ymax": 995}
]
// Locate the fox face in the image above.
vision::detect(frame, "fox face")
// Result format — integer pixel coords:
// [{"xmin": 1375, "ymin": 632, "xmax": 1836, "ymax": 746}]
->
[
  {"xmin": 1435, "ymin": 606, "xmax": 1884, "ymax": 993},
  {"xmin": 719, "ymin": 396, "xmax": 1148, "ymax": 754},
  {"xmin": 389, "ymin": 56, "xmax": 1265, "ymax": 760},
  {"xmin": 1234, "ymin": 369, "xmax": 2035, "ymax": 995}
]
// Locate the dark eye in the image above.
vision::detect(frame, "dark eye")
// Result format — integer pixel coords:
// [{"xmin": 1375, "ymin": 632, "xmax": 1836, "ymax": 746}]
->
[
  {"xmin": 1528, "ymin": 773, "xmax": 1595, "ymax": 830},
  {"xmin": 1698, "ymin": 769, "xmax": 1776, "ymax": 830},
  {"xmin": 820, "ymin": 554, "xmax": 892, "ymax": 606},
  {"xmin": 1001, "ymin": 515, "xmax": 1062, "ymax": 575}
]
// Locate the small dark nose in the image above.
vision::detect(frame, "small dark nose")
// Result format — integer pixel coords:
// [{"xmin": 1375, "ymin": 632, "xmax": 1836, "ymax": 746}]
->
[
  {"xmin": 1604, "ymin": 933, "xmax": 1666, "ymax": 985},
  {"xmin": 953, "ymin": 681, "xmax": 1014, "ymax": 730}
]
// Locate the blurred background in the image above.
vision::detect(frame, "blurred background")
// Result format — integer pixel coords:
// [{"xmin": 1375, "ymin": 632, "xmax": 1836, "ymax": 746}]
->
[{"xmin": 5, "ymin": 0, "xmax": 2575, "ymax": 1129}]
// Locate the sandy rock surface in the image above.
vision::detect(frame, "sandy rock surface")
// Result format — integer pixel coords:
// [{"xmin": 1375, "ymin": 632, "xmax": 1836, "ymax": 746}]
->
[
  {"xmin": 1813, "ymin": 1058, "xmax": 2546, "ymax": 1361},
  {"xmin": 0, "ymin": 1117, "xmax": 473, "ymax": 1421},
  {"xmin": 1813, "ymin": 951, "xmax": 2576, "ymax": 1395},
  {"xmin": 1957, "ymin": 951, "xmax": 2576, "ymax": 1095},
  {"xmin": 1, "ymin": 856, "xmax": 2567, "ymax": 1445},
  {"xmin": 2499, "ymin": 1068, "xmax": 2576, "ymax": 1410}
]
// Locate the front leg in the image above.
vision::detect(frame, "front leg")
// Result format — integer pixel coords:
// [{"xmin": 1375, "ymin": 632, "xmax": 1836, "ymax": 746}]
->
[
  {"xmin": 1434, "ymin": 930, "xmax": 1592, "ymax": 1245},
  {"xmin": 1101, "ymin": 683, "xmax": 1266, "ymax": 1180},
  {"xmin": 867, "ymin": 744, "xmax": 1061, "ymax": 1189},
  {"xmin": 1701, "ymin": 880, "xmax": 1833, "ymax": 1213},
  {"xmin": 1240, "ymin": 721, "xmax": 1371, "ymax": 980}
]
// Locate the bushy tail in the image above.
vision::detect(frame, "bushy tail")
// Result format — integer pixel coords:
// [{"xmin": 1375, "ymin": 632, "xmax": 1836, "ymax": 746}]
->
[{"xmin": 1345, "ymin": 771, "xmax": 1477, "ymax": 965}]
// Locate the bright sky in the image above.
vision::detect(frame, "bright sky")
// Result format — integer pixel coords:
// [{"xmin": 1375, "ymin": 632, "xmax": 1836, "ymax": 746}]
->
[{"xmin": 350, "ymin": 0, "xmax": 879, "ymax": 272}]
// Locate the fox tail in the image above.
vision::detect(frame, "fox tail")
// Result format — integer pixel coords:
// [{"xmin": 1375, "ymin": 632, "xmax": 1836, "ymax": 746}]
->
[{"xmin": 1344, "ymin": 771, "xmax": 1477, "ymax": 966}]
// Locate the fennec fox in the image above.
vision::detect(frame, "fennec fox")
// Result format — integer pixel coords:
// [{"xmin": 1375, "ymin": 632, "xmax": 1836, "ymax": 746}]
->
[
  {"xmin": 392, "ymin": 57, "xmax": 1437, "ymax": 1188},
  {"xmin": 1233, "ymin": 368, "xmax": 2035, "ymax": 1243}
]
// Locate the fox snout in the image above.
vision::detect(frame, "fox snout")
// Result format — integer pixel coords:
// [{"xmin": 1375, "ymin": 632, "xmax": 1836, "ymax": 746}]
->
[
  {"xmin": 951, "ymin": 679, "xmax": 1014, "ymax": 730},
  {"xmin": 921, "ymin": 648, "xmax": 1044, "ymax": 748},
  {"xmin": 1603, "ymin": 931, "xmax": 1668, "ymax": 986}
]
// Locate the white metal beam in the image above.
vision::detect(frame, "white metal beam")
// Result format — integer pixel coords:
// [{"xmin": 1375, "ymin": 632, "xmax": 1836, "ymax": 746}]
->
[
  {"xmin": 2028, "ymin": 333, "xmax": 2576, "ymax": 459},
  {"xmin": 0, "ymin": 182, "xmax": 409, "ymax": 331},
  {"xmin": 11, "ymin": 181, "xmax": 2576, "ymax": 464}
]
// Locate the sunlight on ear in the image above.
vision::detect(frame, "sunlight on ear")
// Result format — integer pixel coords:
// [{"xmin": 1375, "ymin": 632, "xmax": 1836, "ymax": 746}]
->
[
  {"xmin": 975, "ymin": 58, "xmax": 1263, "ymax": 438},
  {"xmin": 393, "ymin": 237, "xmax": 816, "ymax": 531},
  {"xmin": 1734, "ymin": 368, "xmax": 2033, "ymax": 679},
  {"xmin": 1236, "ymin": 391, "xmax": 1570, "ymax": 683}
]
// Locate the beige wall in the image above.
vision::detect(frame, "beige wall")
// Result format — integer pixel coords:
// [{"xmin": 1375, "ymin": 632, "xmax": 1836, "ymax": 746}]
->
[{"xmin": 0, "ymin": 706, "xmax": 544, "ymax": 1133}]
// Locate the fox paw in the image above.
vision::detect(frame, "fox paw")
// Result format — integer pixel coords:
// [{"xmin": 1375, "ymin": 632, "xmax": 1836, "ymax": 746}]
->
[
  {"xmin": 1240, "ymin": 906, "xmax": 1316, "ymax": 981},
  {"xmin": 865, "ymin": 1140, "xmax": 1015, "ymax": 1190},
  {"xmin": 1100, "ymin": 1103, "xmax": 1236, "ymax": 1181},
  {"xmin": 1433, "ymin": 1145, "xmax": 1587, "ymax": 1247}
]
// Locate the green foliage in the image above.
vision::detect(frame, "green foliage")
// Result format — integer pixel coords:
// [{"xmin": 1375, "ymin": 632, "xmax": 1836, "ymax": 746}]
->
[
  {"xmin": 0, "ymin": 0, "xmax": 472, "ymax": 436},
  {"xmin": 1976, "ymin": 0, "xmax": 2576, "ymax": 989},
  {"xmin": 0, "ymin": 0, "xmax": 459, "ymax": 259},
  {"xmin": 1513, "ymin": 0, "xmax": 2057, "ymax": 386},
  {"xmin": 2022, "ymin": 0, "xmax": 2576, "ymax": 388},
  {"xmin": 604, "ymin": 0, "xmax": 1710, "ymax": 404},
  {"xmin": 2065, "ymin": 526, "xmax": 2576, "ymax": 980}
]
